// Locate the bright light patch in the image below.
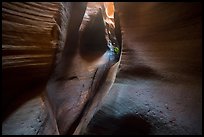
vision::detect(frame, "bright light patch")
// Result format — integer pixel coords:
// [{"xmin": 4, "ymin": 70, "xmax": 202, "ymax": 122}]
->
[{"xmin": 104, "ymin": 2, "xmax": 115, "ymax": 19}]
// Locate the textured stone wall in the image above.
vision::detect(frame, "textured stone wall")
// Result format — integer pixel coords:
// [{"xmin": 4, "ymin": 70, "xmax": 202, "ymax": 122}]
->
[
  {"xmin": 2, "ymin": 2, "xmax": 59, "ymax": 113},
  {"xmin": 2, "ymin": 2, "xmax": 86, "ymax": 134},
  {"xmin": 85, "ymin": 2, "xmax": 202, "ymax": 135},
  {"xmin": 45, "ymin": 3, "xmax": 118, "ymax": 134},
  {"xmin": 2, "ymin": 2, "xmax": 202, "ymax": 135}
]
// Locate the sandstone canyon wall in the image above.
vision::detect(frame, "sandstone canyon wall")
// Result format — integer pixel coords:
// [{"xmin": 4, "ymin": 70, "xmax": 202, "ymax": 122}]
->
[
  {"xmin": 2, "ymin": 2, "xmax": 202, "ymax": 135},
  {"xmin": 85, "ymin": 2, "xmax": 202, "ymax": 135}
]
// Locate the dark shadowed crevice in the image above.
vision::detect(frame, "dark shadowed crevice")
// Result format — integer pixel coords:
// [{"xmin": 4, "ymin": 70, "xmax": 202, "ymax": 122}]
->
[
  {"xmin": 79, "ymin": 9, "xmax": 108, "ymax": 62},
  {"xmin": 85, "ymin": 112, "xmax": 152, "ymax": 135}
]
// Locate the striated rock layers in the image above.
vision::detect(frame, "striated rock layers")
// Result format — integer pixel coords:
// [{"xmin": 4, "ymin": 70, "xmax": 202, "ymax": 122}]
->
[
  {"xmin": 2, "ymin": 2, "xmax": 88, "ymax": 134},
  {"xmin": 2, "ymin": 2, "xmax": 202, "ymax": 135},
  {"xmin": 2, "ymin": 2, "xmax": 120, "ymax": 135}
]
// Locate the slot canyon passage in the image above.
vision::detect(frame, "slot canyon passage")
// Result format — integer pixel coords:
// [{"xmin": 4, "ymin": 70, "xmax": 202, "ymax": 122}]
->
[{"xmin": 2, "ymin": 2, "xmax": 202, "ymax": 135}]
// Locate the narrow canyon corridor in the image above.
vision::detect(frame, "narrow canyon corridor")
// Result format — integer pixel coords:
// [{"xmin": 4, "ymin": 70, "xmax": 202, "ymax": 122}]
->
[{"xmin": 2, "ymin": 2, "xmax": 202, "ymax": 135}]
